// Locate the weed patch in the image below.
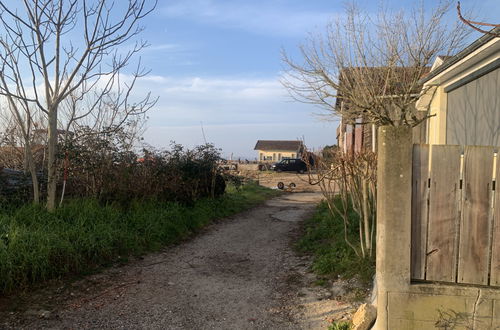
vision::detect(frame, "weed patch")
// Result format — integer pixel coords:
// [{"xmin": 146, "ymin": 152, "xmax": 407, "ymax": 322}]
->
[
  {"xmin": 296, "ymin": 199, "xmax": 375, "ymax": 285},
  {"xmin": 328, "ymin": 320, "xmax": 352, "ymax": 330}
]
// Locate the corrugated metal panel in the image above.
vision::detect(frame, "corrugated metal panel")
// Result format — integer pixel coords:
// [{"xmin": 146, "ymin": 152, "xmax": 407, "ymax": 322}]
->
[{"xmin": 447, "ymin": 68, "xmax": 500, "ymax": 146}]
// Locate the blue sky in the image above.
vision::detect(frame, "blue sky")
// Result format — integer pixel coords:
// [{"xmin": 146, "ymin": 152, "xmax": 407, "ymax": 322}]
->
[{"xmin": 129, "ymin": 0, "xmax": 499, "ymax": 159}]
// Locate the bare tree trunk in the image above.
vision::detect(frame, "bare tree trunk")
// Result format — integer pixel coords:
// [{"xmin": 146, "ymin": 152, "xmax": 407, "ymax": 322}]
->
[
  {"xmin": 23, "ymin": 147, "xmax": 29, "ymax": 173},
  {"xmin": 24, "ymin": 140, "xmax": 40, "ymax": 204},
  {"xmin": 26, "ymin": 146, "xmax": 41, "ymax": 204},
  {"xmin": 46, "ymin": 108, "xmax": 58, "ymax": 211},
  {"xmin": 362, "ymin": 178, "xmax": 371, "ymax": 255}
]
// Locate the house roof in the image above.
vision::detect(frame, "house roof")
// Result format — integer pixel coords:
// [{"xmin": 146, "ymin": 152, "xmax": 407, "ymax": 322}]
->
[
  {"xmin": 334, "ymin": 66, "xmax": 430, "ymax": 112},
  {"xmin": 420, "ymin": 27, "xmax": 500, "ymax": 84},
  {"xmin": 335, "ymin": 66, "xmax": 431, "ymax": 119},
  {"xmin": 254, "ymin": 140, "xmax": 302, "ymax": 151}
]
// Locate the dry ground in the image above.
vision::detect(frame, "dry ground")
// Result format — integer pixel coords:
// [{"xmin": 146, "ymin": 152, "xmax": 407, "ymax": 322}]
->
[
  {"xmin": 0, "ymin": 192, "xmax": 357, "ymax": 330},
  {"xmin": 244, "ymin": 171, "xmax": 323, "ymax": 193}
]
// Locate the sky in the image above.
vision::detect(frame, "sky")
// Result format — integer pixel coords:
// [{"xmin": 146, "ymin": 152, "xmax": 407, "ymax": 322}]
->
[{"xmin": 124, "ymin": 0, "xmax": 499, "ymax": 159}]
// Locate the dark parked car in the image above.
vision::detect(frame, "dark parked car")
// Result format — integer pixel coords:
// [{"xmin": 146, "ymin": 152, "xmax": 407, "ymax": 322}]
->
[{"xmin": 271, "ymin": 158, "xmax": 307, "ymax": 173}]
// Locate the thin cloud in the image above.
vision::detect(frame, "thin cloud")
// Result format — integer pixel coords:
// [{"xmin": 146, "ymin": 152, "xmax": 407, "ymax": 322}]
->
[
  {"xmin": 146, "ymin": 43, "xmax": 183, "ymax": 52},
  {"xmin": 159, "ymin": 76, "xmax": 284, "ymax": 99},
  {"xmin": 130, "ymin": 74, "xmax": 326, "ymax": 125}
]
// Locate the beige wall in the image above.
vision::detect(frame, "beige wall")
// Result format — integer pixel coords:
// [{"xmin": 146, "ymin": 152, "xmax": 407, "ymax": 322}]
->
[
  {"xmin": 256, "ymin": 150, "xmax": 297, "ymax": 162},
  {"xmin": 426, "ymin": 86, "xmax": 447, "ymax": 145}
]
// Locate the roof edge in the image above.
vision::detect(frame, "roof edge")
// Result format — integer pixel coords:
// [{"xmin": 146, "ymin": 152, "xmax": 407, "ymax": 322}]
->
[{"xmin": 419, "ymin": 27, "xmax": 500, "ymax": 84}]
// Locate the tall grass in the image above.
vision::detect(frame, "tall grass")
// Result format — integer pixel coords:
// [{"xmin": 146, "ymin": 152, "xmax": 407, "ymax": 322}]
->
[
  {"xmin": 296, "ymin": 199, "xmax": 375, "ymax": 285},
  {"xmin": 0, "ymin": 182, "xmax": 279, "ymax": 293}
]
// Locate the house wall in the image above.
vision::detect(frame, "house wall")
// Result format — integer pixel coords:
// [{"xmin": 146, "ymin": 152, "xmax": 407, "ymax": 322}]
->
[
  {"xmin": 354, "ymin": 125, "xmax": 363, "ymax": 152},
  {"xmin": 342, "ymin": 123, "xmax": 366, "ymax": 153},
  {"xmin": 341, "ymin": 119, "xmax": 423, "ymax": 154},
  {"xmin": 345, "ymin": 124, "xmax": 352, "ymax": 152},
  {"xmin": 256, "ymin": 150, "xmax": 298, "ymax": 162},
  {"xmin": 427, "ymin": 87, "xmax": 444, "ymax": 144},
  {"xmin": 425, "ymin": 38, "xmax": 500, "ymax": 145}
]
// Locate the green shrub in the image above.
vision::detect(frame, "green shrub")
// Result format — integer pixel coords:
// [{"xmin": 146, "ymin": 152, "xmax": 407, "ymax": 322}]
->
[{"xmin": 62, "ymin": 136, "xmax": 226, "ymax": 205}]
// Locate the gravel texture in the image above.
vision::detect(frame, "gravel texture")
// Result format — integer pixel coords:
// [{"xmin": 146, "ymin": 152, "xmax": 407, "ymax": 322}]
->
[{"xmin": 2, "ymin": 192, "xmax": 354, "ymax": 330}]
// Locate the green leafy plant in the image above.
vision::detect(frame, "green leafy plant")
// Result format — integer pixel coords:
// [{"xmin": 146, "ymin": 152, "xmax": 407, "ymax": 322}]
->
[{"xmin": 328, "ymin": 320, "xmax": 352, "ymax": 330}]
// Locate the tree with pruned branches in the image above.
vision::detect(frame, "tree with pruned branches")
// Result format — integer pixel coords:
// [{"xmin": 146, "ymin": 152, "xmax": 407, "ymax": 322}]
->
[
  {"xmin": 0, "ymin": 0, "xmax": 157, "ymax": 210},
  {"xmin": 281, "ymin": 1, "xmax": 472, "ymax": 128}
]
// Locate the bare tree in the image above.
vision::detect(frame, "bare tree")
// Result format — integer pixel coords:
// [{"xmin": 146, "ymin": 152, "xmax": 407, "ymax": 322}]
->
[
  {"xmin": 305, "ymin": 148, "xmax": 377, "ymax": 258},
  {"xmin": 0, "ymin": 0, "xmax": 157, "ymax": 210},
  {"xmin": 58, "ymin": 87, "xmax": 148, "ymax": 146},
  {"xmin": 56, "ymin": 90, "xmax": 148, "ymax": 206},
  {"xmin": 281, "ymin": 1, "xmax": 472, "ymax": 127}
]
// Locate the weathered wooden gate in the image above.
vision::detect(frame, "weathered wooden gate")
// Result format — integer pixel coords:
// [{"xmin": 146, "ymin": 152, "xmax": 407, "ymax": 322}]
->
[{"xmin": 411, "ymin": 144, "xmax": 500, "ymax": 287}]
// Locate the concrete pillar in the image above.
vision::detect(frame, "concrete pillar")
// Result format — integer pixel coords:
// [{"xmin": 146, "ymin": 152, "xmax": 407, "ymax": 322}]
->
[{"xmin": 373, "ymin": 126, "xmax": 413, "ymax": 330}]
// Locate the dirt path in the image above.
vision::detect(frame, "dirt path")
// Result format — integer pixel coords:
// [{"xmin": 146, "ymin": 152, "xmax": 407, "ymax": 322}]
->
[{"xmin": 1, "ymin": 193, "xmax": 357, "ymax": 330}]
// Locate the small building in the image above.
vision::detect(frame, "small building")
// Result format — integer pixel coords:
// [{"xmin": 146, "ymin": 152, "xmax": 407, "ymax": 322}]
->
[
  {"xmin": 417, "ymin": 27, "xmax": 500, "ymax": 146},
  {"xmin": 254, "ymin": 140, "xmax": 303, "ymax": 162}
]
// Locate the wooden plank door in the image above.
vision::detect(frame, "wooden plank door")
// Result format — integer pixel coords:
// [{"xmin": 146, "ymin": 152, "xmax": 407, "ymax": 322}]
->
[
  {"xmin": 426, "ymin": 145, "xmax": 461, "ymax": 282},
  {"xmin": 411, "ymin": 144, "xmax": 429, "ymax": 280},
  {"xmin": 491, "ymin": 153, "xmax": 500, "ymax": 286},
  {"xmin": 458, "ymin": 146, "xmax": 494, "ymax": 285}
]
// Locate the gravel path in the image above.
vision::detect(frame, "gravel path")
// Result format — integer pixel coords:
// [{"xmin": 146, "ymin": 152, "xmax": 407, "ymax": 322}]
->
[{"xmin": 2, "ymin": 192, "xmax": 346, "ymax": 330}]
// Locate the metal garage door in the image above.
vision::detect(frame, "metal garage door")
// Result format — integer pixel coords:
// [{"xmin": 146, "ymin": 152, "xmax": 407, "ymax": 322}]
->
[{"xmin": 447, "ymin": 67, "xmax": 500, "ymax": 146}]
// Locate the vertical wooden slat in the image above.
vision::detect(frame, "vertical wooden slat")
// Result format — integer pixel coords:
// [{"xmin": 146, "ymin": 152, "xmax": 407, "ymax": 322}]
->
[
  {"xmin": 426, "ymin": 145, "xmax": 461, "ymax": 282},
  {"xmin": 491, "ymin": 153, "xmax": 500, "ymax": 286},
  {"xmin": 458, "ymin": 146, "xmax": 494, "ymax": 285},
  {"xmin": 411, "ymin": 144, "xmax": 429, "ymax": 280}
]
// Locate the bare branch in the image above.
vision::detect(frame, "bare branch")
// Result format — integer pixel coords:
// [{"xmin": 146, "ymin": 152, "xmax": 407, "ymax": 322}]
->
[
  {"xmin": 457, "ymin": 2, "xmax": 500, "ymax": 36},
  {"xmin": 282, "ymin": 1, "xmax": 472, "ymax": 127}
]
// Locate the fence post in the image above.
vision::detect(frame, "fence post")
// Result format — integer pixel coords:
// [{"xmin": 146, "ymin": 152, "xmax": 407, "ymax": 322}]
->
[{"xmin": 374, "ymin": 126, "xmax": 413, "ymax": 330}]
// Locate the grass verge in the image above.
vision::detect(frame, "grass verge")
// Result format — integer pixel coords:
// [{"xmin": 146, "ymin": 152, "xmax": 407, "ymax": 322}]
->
[
  {"xmin": 0, "ymin": 182, "xmax": 279, "ymax": 293},
  {"xmin": 296, "ymin": 199, "xmax": 375, "ymax": 286}
]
